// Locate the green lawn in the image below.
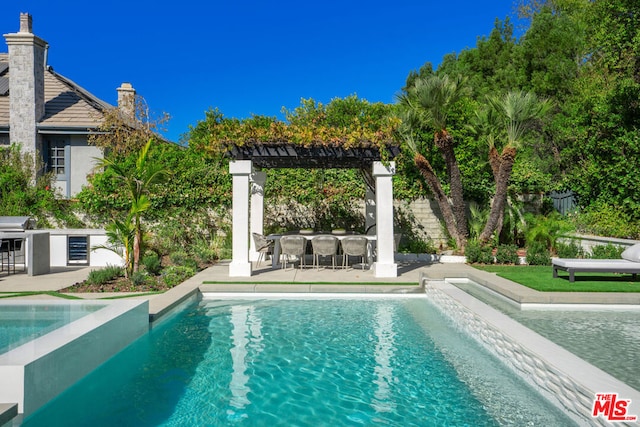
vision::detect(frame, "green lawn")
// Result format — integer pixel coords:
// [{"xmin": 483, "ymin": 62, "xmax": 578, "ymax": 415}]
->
[{"xmin": 474, "ymin": 265, "xmax": 640, "ymax": 292}]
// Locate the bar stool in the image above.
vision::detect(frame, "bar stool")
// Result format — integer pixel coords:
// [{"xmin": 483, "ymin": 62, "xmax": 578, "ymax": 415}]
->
[
  {"xmin": 0, "ymin": 239, "xmax": 10, "ymax": 274},
  {"xmin": 11, "ymin": 238, "xmax": 25, "ymax": 273}
]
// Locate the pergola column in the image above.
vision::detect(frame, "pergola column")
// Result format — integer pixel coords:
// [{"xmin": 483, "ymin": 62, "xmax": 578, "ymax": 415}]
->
[
  {"xmin": 229, "ymin": 160, "xmax": 252, "ymax": 277},
  {"xmin": 249, "ymin": 170, "xmax": 266, "ymax": 261},
  {"xmin": 365, "ymin": 186, "xmax": 376, "ymax": 234},
  {"xmin": 372, "ymin": 161, "xmax": 397, "ymax": 278}
]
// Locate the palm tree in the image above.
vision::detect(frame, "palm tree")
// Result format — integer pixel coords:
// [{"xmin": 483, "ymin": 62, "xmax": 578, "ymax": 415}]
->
[
  {"xmin": 97, "ymin": 213, "xmax": 135, "ymax": 277},
  {"xmin": 477, "ymin": 91, "xmax": 552, "ymax": 243},
  {"xmin": 95, "ymin": 138, "xmax": 167, "ymax": 274},
  {"xmin": 397, "ymin": 74, "xmax": 469, "ymax": 250}
]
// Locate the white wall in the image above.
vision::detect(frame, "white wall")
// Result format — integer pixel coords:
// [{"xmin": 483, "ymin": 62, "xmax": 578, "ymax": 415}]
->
[{"xmin": 47, "ymin": 229, "xmax": 124, "ymax": 267}]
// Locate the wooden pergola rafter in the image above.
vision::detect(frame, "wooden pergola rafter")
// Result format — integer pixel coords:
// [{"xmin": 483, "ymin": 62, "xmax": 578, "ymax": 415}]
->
[{"xmin": 229, "ymin": 143, "xmax": 401, "ymax": 169}]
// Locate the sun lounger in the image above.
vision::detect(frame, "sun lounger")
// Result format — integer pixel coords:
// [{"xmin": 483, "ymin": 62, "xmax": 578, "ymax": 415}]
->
[{"xmin": 552, "ymin": 243, "xmax": 640, "ymax": 282}]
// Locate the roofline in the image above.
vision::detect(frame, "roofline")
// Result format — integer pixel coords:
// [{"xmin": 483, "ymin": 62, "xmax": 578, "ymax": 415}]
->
[{"xmin": 47, "ymin": 66, "xmax": 114, "ymax": 112}]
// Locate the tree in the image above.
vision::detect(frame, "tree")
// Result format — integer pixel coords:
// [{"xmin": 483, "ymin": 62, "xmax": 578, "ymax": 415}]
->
[
  {"xmin": 475, "ymin": 91, "xmax": 552, "ymax": 243},
  {"xmin": 95, "ymin": 139, "xmax": 167, "ymax": 275},
  {"xmin": 89, "ymin": 94, "xmax": 170, "ymax": 157},
  {"xmin": 397, "ymin": 74, "xmax": 470, "ymax": 250}
]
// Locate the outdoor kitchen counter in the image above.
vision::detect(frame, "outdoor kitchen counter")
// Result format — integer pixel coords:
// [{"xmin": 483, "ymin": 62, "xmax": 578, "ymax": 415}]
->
[{"xmin": 0, "ymin": 231, "xmax": 50, "ymax": 276}]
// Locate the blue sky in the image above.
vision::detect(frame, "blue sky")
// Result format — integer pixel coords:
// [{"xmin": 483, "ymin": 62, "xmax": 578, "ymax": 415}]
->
[{"xmin": 3, "ymin": 1, "xmax": 520, "ymax": 142}]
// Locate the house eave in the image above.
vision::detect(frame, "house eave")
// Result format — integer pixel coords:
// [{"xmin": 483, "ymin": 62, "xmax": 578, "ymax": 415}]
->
[{"xmin": 36, "ymin": 126, "xmax": 106, "ymax": 135}]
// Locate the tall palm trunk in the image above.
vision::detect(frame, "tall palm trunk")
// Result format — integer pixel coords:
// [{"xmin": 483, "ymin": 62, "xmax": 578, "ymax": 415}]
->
[
  {"xmin": 488, "ymin": 146, "xmax": 506, "ymax": 240},
  {"xmin": 133, "ymin": 221, "xmax": 142, "ymax": 273},
  {"xmin": 414, "ymin": 152, "xmax": 464, "ymax": 248},
  {"xmin": 480, "ymin": 146, "xmax": 516, "ymax": 243},
  {"xmin": 434, "ymin": 130, "xmax": 468, "ymax": 246}
]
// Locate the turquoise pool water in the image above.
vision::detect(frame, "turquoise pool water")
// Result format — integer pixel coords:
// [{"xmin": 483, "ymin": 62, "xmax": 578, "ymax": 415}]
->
[
  {"xmin": 456, "ymin": 282, "xmax": 640, "ymax": 391},
  {"xmin": 22, "ymin": 297, "xmax": 575, "ymax": 426},
  {"xmin": 0, "ymin": 304, "xmax": 105, "ymax": 354}
]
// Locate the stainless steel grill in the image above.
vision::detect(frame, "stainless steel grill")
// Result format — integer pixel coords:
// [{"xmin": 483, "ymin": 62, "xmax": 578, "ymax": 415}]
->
[{"xmin": 0, "ymin": 216, "xmax": 34, "ymax": 232}]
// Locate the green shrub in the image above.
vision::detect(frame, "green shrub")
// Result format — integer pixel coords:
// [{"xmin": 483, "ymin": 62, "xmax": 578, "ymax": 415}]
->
[
  {"xmin": 555, "ymin": 240, "xmax": 584, "ymax": 258},
  {"xmin": 86, "ymin": 265, "xmax": 123, "ymax": 286},
  {"xmin": 130, "ymin": 270, "xmax": 148, "ymax": 286},
  {"xmin": 495, "ymin": 244, "xmax": 519, "ymax": 265},
  {"xmin": 162, "ymin": 265, "xmax": 195, "ymax": 287},
  {"xmin": 169, "ymin": 251, "xmax": 198, "ymax": 270},
  {"xmin": 403, "ymin": 238, "xmax": 437, "ymax": 254},
  {"xmin": 142, "ymin": 251, "xmax": 162, "ymax": 275},
  {"xmin": 590, "ymin": 243, "xmax": 624, "ymax": 259},
  {"xmin": 192, "ymin": 238, "xmax": 219, "ymax": 264},
  {"xmin": 526, "ymin": 242, "xmax": 551, "ymax": 265},
  {"xmin": 465, "ymin": 241, "xmax": 494, "ymax": 264},
  {"xmin": 572, "ymin": 202, "xmax": 640, "ymax": 239}
]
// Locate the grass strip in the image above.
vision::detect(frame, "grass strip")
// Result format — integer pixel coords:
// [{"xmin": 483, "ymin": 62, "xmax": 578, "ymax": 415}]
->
[
  {"xmin": 0, "ymin": 291, "xmax": 83, "ymax": 299},
  {"xmin": 474, "ymin": 265, "xmax": 640, "ymax": 292},
  {"xmin": 97, "ymin": 292, "xmax": 163, "ymax": 300},
  {"xmin": 201, "ymin": 281, "xmax": 412, "ymax": 286}
]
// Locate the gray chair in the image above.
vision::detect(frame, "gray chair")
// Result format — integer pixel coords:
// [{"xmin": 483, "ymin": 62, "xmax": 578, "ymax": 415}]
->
[
  {"xmin": 280, "ymin": 235, "xmax": 307, "ymax": 269},
  {"xmin": 341, "ymin": 236, "xmax": 369, "ymax": 270},
  {"xmin": 311, "ymin": 235, "xmax": 339, "ymax": 270},
  {"xmin": 252, "ymin": 233, "xmax": 273, "ymax": 266}
]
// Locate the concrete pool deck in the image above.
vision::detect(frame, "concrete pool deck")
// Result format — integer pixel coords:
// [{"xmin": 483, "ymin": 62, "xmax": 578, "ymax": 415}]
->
[{"xmin": 2, "ymin": 260, "xmax": 640, "ymax": 309}]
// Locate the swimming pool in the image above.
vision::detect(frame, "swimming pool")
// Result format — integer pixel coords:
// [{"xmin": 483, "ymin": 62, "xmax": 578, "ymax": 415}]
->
[
  {"xmin": 21, "ymin": 295, "xmax": 575, "ymax": 426},
  {"xmin": 454, "ymin": 280, "xmax": 640, "ymax": 390},
  {"xmin": 0, "ymin": 303, "xmax": 105, "ymax": 354}
]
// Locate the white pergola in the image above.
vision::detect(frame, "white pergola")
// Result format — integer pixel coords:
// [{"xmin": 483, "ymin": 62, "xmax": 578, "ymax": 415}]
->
[{"xmin": 227, "ymin": 143, "xmax": 398, "ymax": 278}]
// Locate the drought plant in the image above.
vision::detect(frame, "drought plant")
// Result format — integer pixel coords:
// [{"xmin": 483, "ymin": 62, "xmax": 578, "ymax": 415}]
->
[
  {"xmin": 141, "ymin": 251, "xmax": 162, "ymax": 275},
  {"xmin": 86, "ymin": 265, "xmax": 124, "ymax": 286}
]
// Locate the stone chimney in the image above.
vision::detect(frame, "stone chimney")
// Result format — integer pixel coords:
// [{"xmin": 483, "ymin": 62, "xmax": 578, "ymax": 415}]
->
[
  {"xmin": 4, "ymin": 13, "xmax": 47, "ymax": 156},
  {"xmin": 117, "ymin": 82, "xmax": 136, "ymax": 120}
]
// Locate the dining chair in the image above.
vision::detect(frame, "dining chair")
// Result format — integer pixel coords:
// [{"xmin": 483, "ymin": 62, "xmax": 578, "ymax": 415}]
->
[
  {"xmin": 311, "ymin": 235, "xmax": 339, "ymax": 270},
  {"xmin": 340, "ymin": 236, "xmax": 369, "ymax": 270},
  {"xmin": 279, "ymin": 235, "xmax": 307, "ymax": 269},
  {"xmin": 252, "ymin": 233, "xmax": 274, "ymax": 266}
]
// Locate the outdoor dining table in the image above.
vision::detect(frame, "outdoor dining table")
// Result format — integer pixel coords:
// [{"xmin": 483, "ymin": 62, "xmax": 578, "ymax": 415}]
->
[{"xmin": 266, "ymin": 232, "xmax": 376, "ymax": 269}]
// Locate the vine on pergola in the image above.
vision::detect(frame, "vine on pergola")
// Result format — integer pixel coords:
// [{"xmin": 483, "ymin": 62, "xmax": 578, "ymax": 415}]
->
[{"xmin": 188, "ymin": 97, "xmax": 402, "ymax": 160}]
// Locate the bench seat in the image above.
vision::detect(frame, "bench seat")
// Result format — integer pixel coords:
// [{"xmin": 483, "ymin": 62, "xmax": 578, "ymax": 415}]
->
[{"xmin": 552, "ymin": 258, "xmax": 640, "ymax": 282}]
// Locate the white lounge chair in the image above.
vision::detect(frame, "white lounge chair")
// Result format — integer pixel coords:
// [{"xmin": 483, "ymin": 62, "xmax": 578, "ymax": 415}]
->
[{"xmin": 552, "ymin": 243, "xmax": 640, "ymax": 282}]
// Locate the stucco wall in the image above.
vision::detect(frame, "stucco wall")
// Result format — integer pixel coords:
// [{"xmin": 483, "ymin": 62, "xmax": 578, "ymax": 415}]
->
[{"xmin": 69, "ymin": 136, "xmax": 101, "ymax": 196}]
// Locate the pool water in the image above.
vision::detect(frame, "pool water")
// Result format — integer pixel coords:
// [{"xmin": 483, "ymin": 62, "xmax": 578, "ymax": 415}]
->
[
  {"xmin": 0, "ymin": 304, "xmax": 105, "ymax": 354},
  {"xmin": 22, "ymin": 297, "xmax": 575, "ymax": 426},
  {"xmin": 457, "ymin": 282, "xmax": 640, "ymax": 391}
]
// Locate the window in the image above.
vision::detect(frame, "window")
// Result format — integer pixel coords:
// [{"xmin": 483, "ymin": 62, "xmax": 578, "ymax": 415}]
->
[{"xmin": 48, "ymin": 139, "xmax": 66, "ymax": 176}]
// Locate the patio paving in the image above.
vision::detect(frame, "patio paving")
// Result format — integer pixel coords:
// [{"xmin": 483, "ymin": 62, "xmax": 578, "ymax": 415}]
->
[{"xmin": 2, "ymin": 260, "xmax": 639, "ymax": 309}]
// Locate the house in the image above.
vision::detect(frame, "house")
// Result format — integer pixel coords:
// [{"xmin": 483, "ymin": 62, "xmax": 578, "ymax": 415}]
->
[{"xmin": 0, "ymin": 13, "xmax": 136, "ymax": 198}]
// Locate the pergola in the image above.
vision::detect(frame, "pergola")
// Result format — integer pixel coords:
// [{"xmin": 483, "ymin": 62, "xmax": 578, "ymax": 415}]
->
[{"xmin": 228, "ymin": 143, "xmax": 400, "ymax": 278}]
